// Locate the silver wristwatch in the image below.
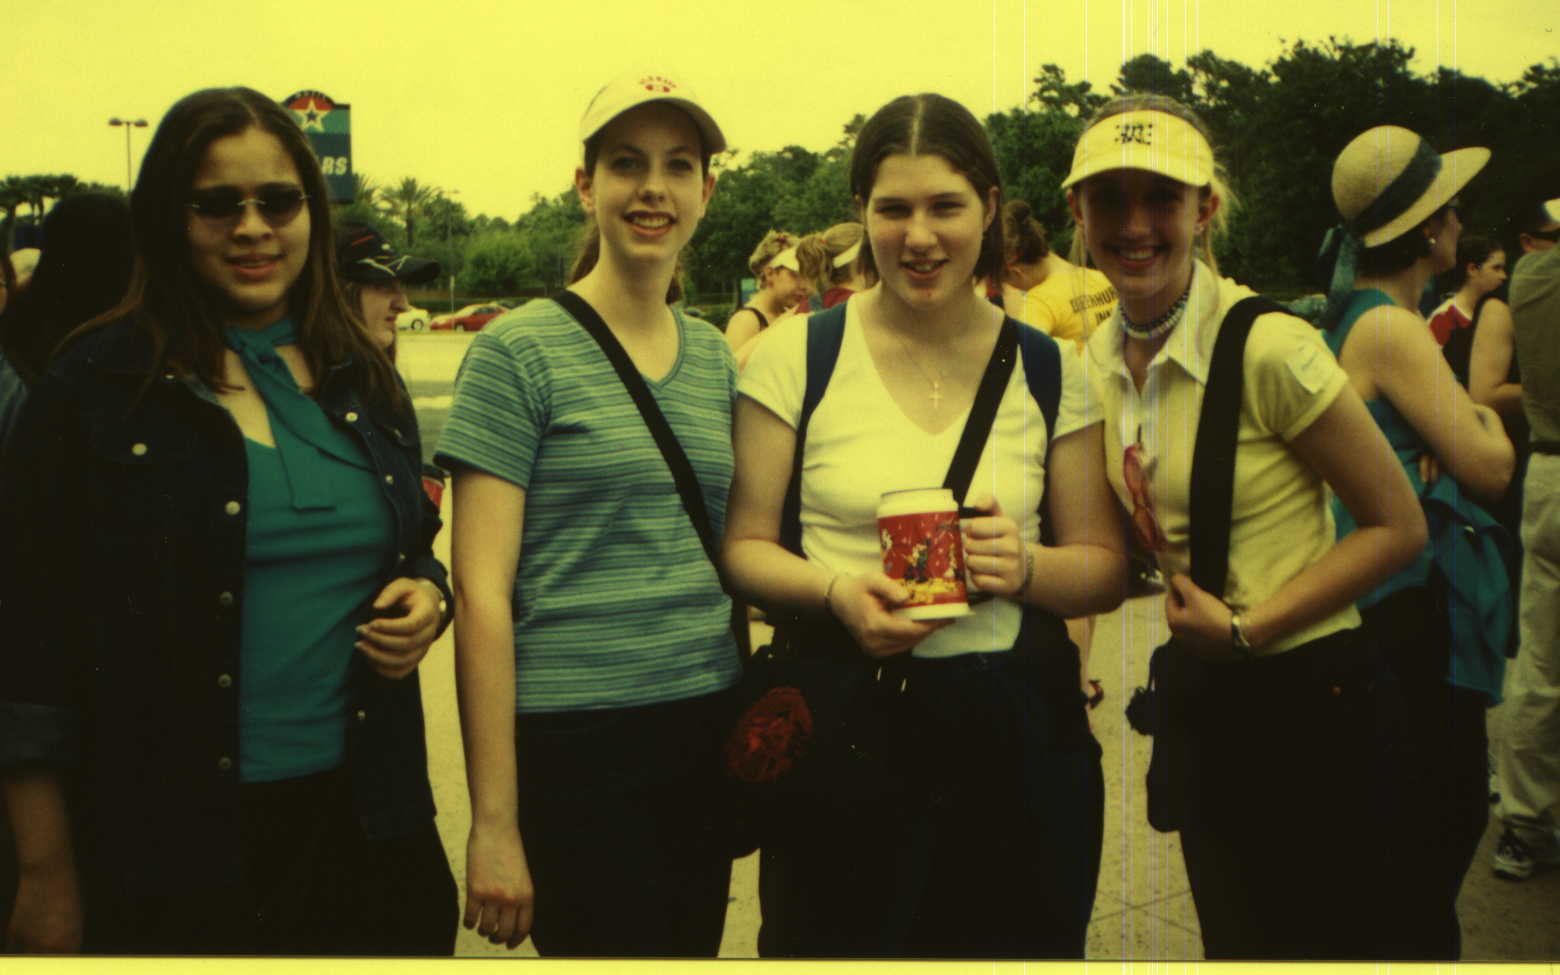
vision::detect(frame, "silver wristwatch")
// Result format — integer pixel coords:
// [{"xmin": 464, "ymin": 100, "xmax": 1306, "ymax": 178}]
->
[{"xmin": 1230, "ymin": 611, "xmax": 1255, "ymax": 659}]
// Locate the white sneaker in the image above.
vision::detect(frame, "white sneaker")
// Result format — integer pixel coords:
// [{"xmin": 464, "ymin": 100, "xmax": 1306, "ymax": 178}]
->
[{"xmin": 1492, "ymin": 826, "xmax": 1560, "ymax": 880}]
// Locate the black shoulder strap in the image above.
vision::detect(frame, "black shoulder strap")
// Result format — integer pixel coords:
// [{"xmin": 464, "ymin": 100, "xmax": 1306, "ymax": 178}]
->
[
  {"xmin": 779, "ymin": 307, "xmax": 1022, "ymax": 550},
  {"xmin": 552, "ymin": 290, "xmax": 718, "ymax": 565},
  {"xmin": 946, "ymin": 318, "xmax": 1020, "ymax": 511},
  {"xmin": 779, "ymin": 304, "xmax": 848, "ymax": 555},
  {"xmin": 1187, "ymin": 296, "xmax": 1285, "ymax": 598}
]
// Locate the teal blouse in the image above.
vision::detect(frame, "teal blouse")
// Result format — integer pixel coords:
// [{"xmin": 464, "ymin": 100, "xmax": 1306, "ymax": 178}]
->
[
  {"xmin": 237, "ymin": 428, "xmax": 395, "ymax": 783},
  {"xmin": 1325, "ymin": 289, "xmax": 1514, "ymax": 703}
]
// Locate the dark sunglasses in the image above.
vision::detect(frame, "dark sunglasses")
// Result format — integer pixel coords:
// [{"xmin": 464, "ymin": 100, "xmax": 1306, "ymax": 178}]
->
[
  {"xmin": 186, "ymin": 185, "xmax": 308, "ymax": 226},
  {"xmin": 1530, "ymin": 226, "xmax": 1560, "ymax": 243}
]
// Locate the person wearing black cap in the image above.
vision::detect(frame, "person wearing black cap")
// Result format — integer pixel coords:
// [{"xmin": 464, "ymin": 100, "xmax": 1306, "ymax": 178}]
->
[{"xmin": 335, "ymin": 222, "xmax": 440, "ymax": 354}]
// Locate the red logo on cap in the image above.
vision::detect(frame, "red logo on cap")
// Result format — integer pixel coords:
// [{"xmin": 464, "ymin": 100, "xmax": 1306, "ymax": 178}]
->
[{"xmin": 639, "ymin": 75, "xmax": 675, "ymax": 93}]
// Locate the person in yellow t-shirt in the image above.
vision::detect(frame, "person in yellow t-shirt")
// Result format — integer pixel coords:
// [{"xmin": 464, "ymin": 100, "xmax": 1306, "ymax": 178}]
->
[{"xmin": 1007, "ymin": 201, "xmax": 1116, "ymax": 349}]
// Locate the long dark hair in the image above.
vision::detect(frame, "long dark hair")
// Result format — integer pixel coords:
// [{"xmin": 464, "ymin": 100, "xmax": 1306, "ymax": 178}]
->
[
  {"xmin": 1, "ymin": 192, "xmax": 133, "ymax": 386},
  {"xmin": 850, "ymin": 93, "xmax": 1004, "ymax": 281},
  {"xmin": 71, "ymin": 87, "xmax": 404, "ymax": 413}
]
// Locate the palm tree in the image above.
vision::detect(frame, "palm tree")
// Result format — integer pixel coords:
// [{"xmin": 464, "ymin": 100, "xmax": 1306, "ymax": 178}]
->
[
  {"xmin": 0, "ymin": 175, "xmax": 27, "ymax": 245},
  {"xmin": 344, "ymin": 170, "xmax": 378, "ymax": 208},
  {"xmin": 377, "ymin": 177, "xmax": 436, "ymax": 247}
]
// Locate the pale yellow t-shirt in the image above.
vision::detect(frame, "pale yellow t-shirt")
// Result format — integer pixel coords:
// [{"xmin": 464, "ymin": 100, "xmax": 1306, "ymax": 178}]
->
[
  {"xmin": 1084, "ymin": 261, "xmax": 1359, "ymax": 655},
  {"xmin": 1019, "ymin": 255, "xmax": 1117, "ymax": 348}
]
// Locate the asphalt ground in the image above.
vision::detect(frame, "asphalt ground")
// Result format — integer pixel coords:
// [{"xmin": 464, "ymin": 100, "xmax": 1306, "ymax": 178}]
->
[{"xmin": 397, "ymin": 330, "xmax": 469, "ymax": 466}]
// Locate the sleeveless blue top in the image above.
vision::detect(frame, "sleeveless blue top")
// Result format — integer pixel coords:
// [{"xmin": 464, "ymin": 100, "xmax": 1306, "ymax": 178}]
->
[{"xmin": 1324, "ymin": 289, "xmax": 1512, "ymax": 703}]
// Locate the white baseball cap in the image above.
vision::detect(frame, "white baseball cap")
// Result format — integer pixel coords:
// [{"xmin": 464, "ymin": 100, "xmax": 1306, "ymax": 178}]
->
[{"xmin": 579, "ymin": 69, "xmax": 726, "ymax": 156}]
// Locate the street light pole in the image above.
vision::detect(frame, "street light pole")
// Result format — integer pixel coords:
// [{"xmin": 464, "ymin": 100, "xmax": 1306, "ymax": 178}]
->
[{"xmin": 107, "ymin": 117, "xmax": 149, "ymax": 191}]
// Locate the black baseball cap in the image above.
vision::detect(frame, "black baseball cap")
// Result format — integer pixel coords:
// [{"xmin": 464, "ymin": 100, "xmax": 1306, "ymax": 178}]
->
[{"xmin": 335, "ymin": 223, "xmax": 441, "ymax": 284}]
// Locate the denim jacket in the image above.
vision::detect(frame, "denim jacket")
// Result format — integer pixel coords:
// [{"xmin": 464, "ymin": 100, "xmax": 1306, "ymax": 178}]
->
[{"xmin": 0, "ymin": 318, "xmax": 452, "ymax": 898}]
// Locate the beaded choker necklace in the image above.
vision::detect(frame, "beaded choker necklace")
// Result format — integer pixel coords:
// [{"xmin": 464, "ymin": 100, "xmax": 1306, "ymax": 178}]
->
[{"xmin": 1116, "ymin": 283, "xmax": 1192, "ymax": 342}]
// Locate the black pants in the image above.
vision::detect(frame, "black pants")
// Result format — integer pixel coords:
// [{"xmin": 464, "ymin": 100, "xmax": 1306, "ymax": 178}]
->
[
  {"xmin": 1366, "ymin": 585, "xmax": 1490, "ymax": 960},
  {"xmin": 1176, "ymin": 628, "xmax": 1396, "ymax": 960},
  {"xmin": 0, "ymin": 805, "xmax": 13, "ymax": 937},
  {"xmin": 85, "ymin": 767, "xmax": 458, "ymax": 955},
  {"xmin": 513, "ymin": 690, "xmax": 734, "ymax": 957},
  {"xmin": 757, "ymin": 642, "xmax": 1104, "ymax": 959}
]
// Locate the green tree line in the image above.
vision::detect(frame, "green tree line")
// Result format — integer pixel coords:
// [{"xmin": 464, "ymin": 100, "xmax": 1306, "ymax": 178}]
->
[{"xmin": 8, "ymin": 38, "xmax": 1557, "ymax": 303}]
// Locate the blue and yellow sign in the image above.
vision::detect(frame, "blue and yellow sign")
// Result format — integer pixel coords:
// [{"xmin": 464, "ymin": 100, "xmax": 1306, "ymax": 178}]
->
[{"xmin": 282, "ymin": 90, "xmax": 352, "ymax": 203}]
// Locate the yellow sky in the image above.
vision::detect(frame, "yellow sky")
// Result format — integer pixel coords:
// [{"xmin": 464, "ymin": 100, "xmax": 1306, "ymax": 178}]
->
[{"xmin": 4, "ymin": 0, "xmax": 1554, "ymax": 220}]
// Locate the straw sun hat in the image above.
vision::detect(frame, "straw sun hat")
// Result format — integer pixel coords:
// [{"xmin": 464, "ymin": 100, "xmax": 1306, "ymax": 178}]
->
[{"xmin": 1331, "ymin": 126, "xmax": 1489, "ymax": 247}]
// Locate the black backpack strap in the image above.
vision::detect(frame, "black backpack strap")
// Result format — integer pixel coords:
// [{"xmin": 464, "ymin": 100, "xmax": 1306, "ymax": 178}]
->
[
  {"xmin": 779, "ymin": 304, "xmax": 848, "ymax": 555},
  {"xmin": 1187, "ymin": 296, "xmax": 1285, "ymax": 598},
  {"xmin": 945, "ymin": 317, "xmax": 1021, "ymax": 510}
]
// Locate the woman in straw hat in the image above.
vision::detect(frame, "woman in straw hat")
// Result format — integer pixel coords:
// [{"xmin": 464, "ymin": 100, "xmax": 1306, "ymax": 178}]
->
[
  {"xmin": 1319, "ymin": 125, "xmax": 1515, "ymax": 958},
  {"xmin": 1065, "ymin": 93, "xmax": 1426, "ymax": 959},
  {"xmin": 435, "ymin": 69, "xmax": 739, "ymax": 956}
]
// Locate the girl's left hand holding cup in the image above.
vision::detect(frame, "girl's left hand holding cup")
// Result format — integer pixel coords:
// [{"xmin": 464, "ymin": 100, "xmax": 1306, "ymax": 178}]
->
[
  {"xmin": 357, "ymin": 577, "xmax": 444, "ymax": 678},
  {"xmin": 961, "ymin": 495, "xmax": 1026, "ymax": 597}
]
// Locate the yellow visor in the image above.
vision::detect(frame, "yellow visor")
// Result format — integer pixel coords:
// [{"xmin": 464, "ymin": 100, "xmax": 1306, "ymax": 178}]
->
[{"xmin": 1061, "ymin": 109, "xmax": 1214, "ymax": 189}]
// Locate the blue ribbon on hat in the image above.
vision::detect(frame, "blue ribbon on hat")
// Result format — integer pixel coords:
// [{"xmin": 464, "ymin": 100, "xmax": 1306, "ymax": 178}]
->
[
  {"xmin": 1318, "ymin": 139, "xmax": 1443, "ymax": 328},
  {"xmin": 223, "ymin": 317, "xmax": 368, "ymax": 510}
]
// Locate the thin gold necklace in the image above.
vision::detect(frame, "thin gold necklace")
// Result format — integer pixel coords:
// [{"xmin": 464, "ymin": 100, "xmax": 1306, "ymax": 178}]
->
[{"xmin": 893, "ymin": 331, "xmax": 950, "ymax": 410}]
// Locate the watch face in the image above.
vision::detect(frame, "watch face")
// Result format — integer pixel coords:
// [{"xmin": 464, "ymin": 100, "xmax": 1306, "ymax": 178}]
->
[{"xmin": 1230, "ymin": 614, "xmax": 1252, "ymax": 650}]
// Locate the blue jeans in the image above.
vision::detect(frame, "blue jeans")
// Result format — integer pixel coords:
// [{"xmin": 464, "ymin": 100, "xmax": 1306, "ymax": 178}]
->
[{"xmin": 757, "ymin": 634, "xmax": 1104, "ymax": 959}]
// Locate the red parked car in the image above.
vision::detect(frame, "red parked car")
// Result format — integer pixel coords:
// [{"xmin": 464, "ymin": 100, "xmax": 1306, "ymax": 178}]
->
[{"xmin": 429, "ymin": 302, "xmax": 508, "ymax": 332}]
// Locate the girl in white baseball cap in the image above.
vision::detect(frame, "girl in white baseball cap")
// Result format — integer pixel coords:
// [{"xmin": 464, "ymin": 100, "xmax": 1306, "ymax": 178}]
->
[
  {"xmin": 439, "ymin": 69, "xmax": 741, "ymax": 957},
  {"xmin": 1066, "ymin": 94, "xmax": 1425, "ymax": 960}
]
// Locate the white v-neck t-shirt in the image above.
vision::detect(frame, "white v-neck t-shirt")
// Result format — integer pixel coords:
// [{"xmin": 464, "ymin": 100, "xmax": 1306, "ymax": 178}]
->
[{"xmin": 739, "ymin": 297, "xmax": 1099, "ymax": 658}]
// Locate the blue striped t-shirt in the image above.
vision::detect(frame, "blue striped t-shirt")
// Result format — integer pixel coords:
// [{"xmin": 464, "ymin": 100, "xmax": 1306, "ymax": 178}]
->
[{"xmin": 435, "ymin": 298, "xmax": 740, "ymax": 713}]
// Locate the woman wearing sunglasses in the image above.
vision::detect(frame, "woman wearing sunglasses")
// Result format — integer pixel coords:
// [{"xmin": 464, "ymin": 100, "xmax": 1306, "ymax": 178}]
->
[
  {"xmin": 1067, "ymin": 94, "xmax": 1425, "ymax": 959},
  {"xmin": 0, "ymin": 86, "xmax": 456, "ymax": 954},
  {"xmin": 1320, "ymin": 127, "xmax": 1514, "ymax": 957}
]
